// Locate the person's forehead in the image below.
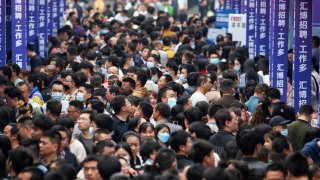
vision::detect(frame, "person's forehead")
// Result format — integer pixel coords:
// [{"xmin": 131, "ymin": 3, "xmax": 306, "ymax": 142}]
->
[
  {"xmin": 52, "ymin": 84, "xmax": 63, "ymax": 90},
  {"xmin": 84, "ymin": 161, "xmax": 98, "ymax": 167}
]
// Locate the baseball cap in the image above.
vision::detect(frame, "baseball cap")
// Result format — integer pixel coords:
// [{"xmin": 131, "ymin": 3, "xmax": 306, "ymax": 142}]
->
[{"xmin": 269, "ymin": 115, "xmax": 291, "ymax": 127}]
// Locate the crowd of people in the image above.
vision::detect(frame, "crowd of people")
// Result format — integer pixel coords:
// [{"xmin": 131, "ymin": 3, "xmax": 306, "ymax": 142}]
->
[{"xmin": 1, "ymin": 0, "xmax": 320, "ymax": 179}]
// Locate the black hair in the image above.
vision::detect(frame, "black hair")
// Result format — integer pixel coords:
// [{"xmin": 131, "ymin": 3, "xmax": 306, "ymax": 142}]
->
[
  {"xmin": 168, "ymin": 130, "xmax": 191, "ymax": 152},
  {"xmin": 8, "ymin": 148, "xmax": 33, "ymax": 174},
  {"xmin": 94, "ymin": 140, "xmax": 116, "ymax": 155},
  {"xmin": 266, "ymin": 88, "xmax": 281, "ymax": 100},
  {"xmin": 138, "ymin": 102, "xmax": 153, "ymax": 119},
  {"xmin": 187, "ymin": 164, "xmax": 206, "ymax": 180},
  {"xmin": 284, "ymin": 152, "xmax": 309, "ymax": 177},
  {"xmin": 42, "ymin": 130, "xmax": 62, "ymax": 149},
  {"xmin": 187, "ymin": 72, "xmax": 200, "ymax": 86},
  {"xmin": 272, "ymin": 136, "xmax": 291, "ymax": 155},
  {"xmin": 154, "ymin": 148, "xmax": 176, "ymax": 172},
  {"xmin": 299, "ymin": 104, "xmax": 314, "ymax": 116},
  {"xmin": 98, "ymin": 156, "xmax": 122, "ymax": 180},
  {"xmin": 19, "ymin": 167, "xmax": 44, "ymax": 180},
  {"xmin": 92, "ymin": 113, "xmax": 114, "ymax": 132},
  {"xmin": 195, "ymin": 101, "xmax": 209, "ymax": 117},
  {"xmin": 140, "ymin": 139, "xmax": 161, "ymax": 161},
  {"xmin": 208, "ymin": 104, "xmax": 223, "ymax": 118},
  {"xmin": 155, "ymin": 102, "xmax": 170, "ymax": 119},
  {"xmin": 127, "ymin": 116, "xmax": 143, "ymax": 133},
  {"xmin": 108, "ymin": 85, "xmax": 121, "ymax": 95},
  {"xmin": 184, "ymin": 107, "xmax": 203, "ymax": 125},
  {"xmin": 4, "ymin": 86, "xmax": 22, "ymax": 100},
  {"xmin": 46, "ymin": 99, "xmax": 62, "ymax": 117},
  {"xmin": 88, "ymin": 99, "xmax": 105, "ymax": 113},
  {"xmin": 111, "ymin": 95, "xmax": 127, "ymax": 114},
  {"xmin": 236, "ymin": 129, "xmax": 261, "ymax": 156},
  {"xmin": 0, "ymin": 135, "xmax": 11, "ymax": 158},
  {"xmin": 189, "ymin": 121, "xmax": 212, "ymax": 140},
  {"xmin": 33, "ymin": 114, "xmax": 53, "ymax": 131},
  {"xmin": 214, "ymin": 108, "xmax": 232, "ymax": 129},
  {"xmin": 190, "ymin": 139, "xmax": 214, "ymax": 164},
  {"xmin": 166, "ymin": 61, "xmax": 179, "ymax": 76},
  {"xmin": 69, "ymin": 100, "xmax": 84, "ymax": 111},
  {"xmin": 79, "ymin": 61, "xmax": 94, "ymax": 74}
]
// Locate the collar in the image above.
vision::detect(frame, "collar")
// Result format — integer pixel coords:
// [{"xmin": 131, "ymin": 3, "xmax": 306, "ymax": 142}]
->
[{"xmin": 157, "ymin": 119, "xmax": 169, "ymax": 124}]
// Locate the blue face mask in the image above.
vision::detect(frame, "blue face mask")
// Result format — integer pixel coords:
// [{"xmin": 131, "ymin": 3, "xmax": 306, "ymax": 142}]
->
[
  {"xmin": 280, "ymin": 129, "xmax": 288, "ymax": 136},
  {"xmin": 147, "ymin": 62, "xmax": 154, "ymax": 69},
  {"xmin": 167, "ymin": 97, "xmax": 177, "ymax": 109},
  {"xmin": 131, "ymin": 61, "xmax": 135, "ymax": 67},
  {"xmin": 76, "ymin": 92, "xmax": 84, "ymax": 102},
  {"xmin": 51, "ymin": 92, "xmax": 63, "ymax": 101},
  {"xmin": 151, "ymin": 76, "xmax": 158, "ymax": 83},
  {"xmin": 158, "ymin": 132, "xmax": 170, "ymax": 143},
  {"xmin": 234, "ymin": 65, "xmax": 241, "ymax": 72},
  {"xmin": 210, "ymin": 58, "xmax": 220, "ymax": 65},
  {"xmin": 179, "ymin": 74, "xmax": 186, "ymax": 83}
]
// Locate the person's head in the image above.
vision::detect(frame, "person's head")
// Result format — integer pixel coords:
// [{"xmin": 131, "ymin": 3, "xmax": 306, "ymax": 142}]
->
[
  {"xmin": 77, "ymin": 84, "xmax": 94, "ymax": 103},
  {"xmin": 313, "ymin": 36, "xmax": 320, "ymax": 48},
  {"xmin": 208, "ymin": 104, "xmax": 223, "ymax": 119},
  {"xmin": 39, "ymin": 130, "xmax": 62, "ymax": 157},
  {"xmin": 298, "ymin": 104, "xmax": 314, "ymax": 122},
  {"xmin": 18, "ymin": 167, "xmax": 44, "ymax": 180},
  {"xmin": 127, "ymin": 116, "xmax": 146, "ymax": 132},
  {"xmin": 140, "ymin": 139, "xmax": 161, "ymax": 163},
  {"xmin": 272, "ymin": 136, "xmax": 293, "ymax": 156},
  {"xmin": 16, "ymin": 82, "xmax": 29, "ymax": 102},
  {"xmin": 78, "ymin": 110, "xmax": 94, "ymax": 132},
  {"xmin": 220, "ymin": 79, "xmax": 235, "ymax": 95},
  {"xmin": 264, "ymin": 163, "xmax": 286, "ymax": 180},
  {"xmin": 17, "ymin": 116, "xmax": 33, "ymax": 139},
  {"xmin": 196, "ymin": 75, "xmax": 213, "ymax": 93},
  {"xmin": 90, "ymin": 75, "xmax": 102, "ymax": 89},
  {"xmin": 169, "ymin": 130, "xmax": 192, "ymax": 155},
  {"xmin": 6, "ymin": 148, "xmax": 33, "ymax": 176},
  {"xmin": 122, "ymin": 131, "xmax": 141, "ymax": 156},
  {"xmin": 154, "ymin": 148, "xmax": 177, "ymax": 172},
  {"xmin": 46, "ymin": 99, "xmax": 62, "ymax": 120},
  {"xmin": 64, "ymin": 74, "xmax": 81, "ymax": 90},
  {"xmin": 158, "ymin": 74, "xmax": 173, "ymax": 89},
  {"xmin": 80, "ymin": 61, "xmax": 94, "ymax": 77},
  {"xmin": 165, "ymin": 61, "xmax": 179, "ymax": 78},
  {"xmin": 266, "ymin": 88, "xmax": 281, "ymax": 101},
  {"xmin": 4, "ymin": 86, "xmax": 22, "ymax": 107},
  {"xmin": 141, "ymin": 46, "xmax": 150, "ymax": 60},
  {"xmin": 94, "ymin": 128, "xmax": 112, "ymax": 143},
  {"xmin": 111, "ymin": 95, "xmax": 131, "ymax": 116},
  {"xmin": 236, "ymin": 128, "xmax": 262, "ymax": 156},
  {"xmin": 269, "ymin": 116, "xmax": 290, "ymax": 135},
  {"xmin": 50, "ymin": 81, "xmax": 64, "ymax": 101},
  {"xmin": 184, "ymin": 107, "xmax": 203, "ymax": 128},
  {"xmin": 98, "ymin": 156, "xmax": 121, "ymax": 180},
  {"xmin": 0, "ymin": 135, "xmax": 11, "ymax": 158},
  {"xmin": 190, "ymin": 139, "xmax": 215, "ymax": 168},
  {"xmin": 135, "ymin": 73, "xmax": 148, "ymax": 88},
  {"xmin": 153, "ymin": 102, "xmax": 171, "ymax": 121},
  {"xmin": 254, "ymin": 83, "xmax": 269, "ymax": 99},
  {"xmin": 138, "ymin": 122, "xmax": 155, "ymax": 139},
  {"xmin": 51, "ymin": 125, "xmax": 71, "ymax": 153},
  {"xmin": 87, "ymin": 98, "xmax": 104, "ymax": 113},
  {"xmin": 285, "ymin": 152, "xmax": 309, "ymax": 179},
  {"xmin": 189, "ymin": 121, "xmax": 212, "ymax": 140},
  {"xmin": 68, "ymin": 100, "xmax": 83, "ymax": 121},
  {"xmin": 214, "ymin": 108, "xmax": 238, "ymax": 133},
  {"xmin": 94, "ymin": 140, "xmax": 116, "ymax": 157},
  {"xmin": 106, "ymin": 85, "xmax": 120, "ymax": 102},
  {"xmin": 158, "ymin": 86, "xmax": 176, "ymax": 105},
  {"xmin": 82, "ymin": 155, "xmax": 104, "ymax": 180},
  {"xmin": 3, "ymin": 123, "xmax": 19, "ymax": 145},
  {"xmin": 135, "ymin": 101, "xmax": 153, "ymax": 120},
  {"xmin": 155, "ymin": 124, "xmax": 171, "ymax": 144},
  {"xmin": 91, "ymin": 113, "xmax": 114, "ymax": 133},
  {"xmin": 32, "ymin": 115, "xmax": 53, "ymax": 140}
]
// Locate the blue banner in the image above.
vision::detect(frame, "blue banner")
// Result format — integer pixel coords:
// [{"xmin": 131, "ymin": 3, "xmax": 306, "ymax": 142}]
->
[
  {"xmin": 0, "ymin": 0, "xmax": 6, "ymax": 66},
  {"xmin": 255, "ymin": 0, "xmax": 269, "ymax": 56},
  {"xmin": 292, "ymin": 0, "xmax": 312, "ymax": 111},
  {"xmin": 270, "ymin": 0, "xmax": 289, "ymax": 102},
  {"xmin": 224, "ymin": 0, "xmax": 232, "ymax": 9},
  {"xmin": 269, "ymin": 0, "xmax": 275, "ymax": 88},
  {"xmin": 47, "ymin": 0, "xmax": 52, "ymax": 36},
  {"xmin": 11, "ymin": 0, "xmax": 27, "ymax": 69},
  {"xmin": 246, "ymin": 0, "xmax": 256, "ymax": 59},
  {"xmin": 27, "ymin": 0, "xmax": 38, "ymax": 54},
  {"xmin": 51, "ymin": 0, "xmax": 59, "ymax": 36},
  {"xmin": 215, "ymin": 9, "xmax": 236, "ymax": 28},
  {"xmin": 241, "ymin": 0, "xmax": 247, "ymax": 14},
  {"xmin": 58, "ymin": 0, "xmax": 66, "ymax": 28},
  {"xmin": 232, "ymin": 0, "xmax": 241, "ymax": 13},
  {"xmin": 38, "ymin": 0, "xmax": 47, "ymax": 57}
]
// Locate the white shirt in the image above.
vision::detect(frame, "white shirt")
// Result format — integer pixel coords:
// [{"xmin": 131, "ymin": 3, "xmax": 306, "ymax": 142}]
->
[{"xmin": 190, "ymin": 91, "xmax": 208, "ymax": 106}]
